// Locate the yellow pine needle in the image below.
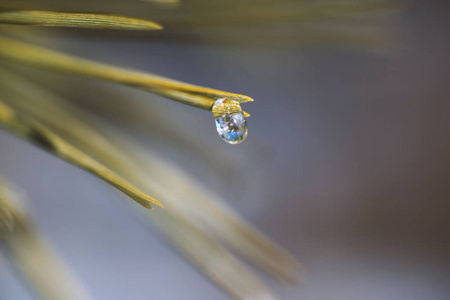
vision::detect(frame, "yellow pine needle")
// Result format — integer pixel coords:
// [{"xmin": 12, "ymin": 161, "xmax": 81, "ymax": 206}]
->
[
  {"xmin": 0, "ymin": 71, "xmax": 297, "ymax": 294},
  {"xmin": 8, "ymin": 232, "xmax": 94, "ymax": 300},
  {"xmin": 0, "ymin": 100, "xmax": 162, "ymax": 209},
  {"xmin": 0, "ymin": 178, "xmax": 93, "ymax": 300},
  {"xmin": 0, "ymin": 205, "xmax": 14, "ymax": 235},
  {"xmin": 0, "ymin": 181, "xmax": 16, "ymax": 236},
  {"xmin": 131, "ymin": 148, "xmax": 302, "ymax": 283},
  {"xmin": 108, "ymin": 135, "xmax": 293, "ymax": 296},
  {"xmin": 152, "ymin": 87, "xmax": 251, "ymax": 117},
  {"xmin": 113, "ymin": 136, "xmax": 301, "ymax": 284},
  {"xmin": 0, "ymin": 9, "xmax": 162, "ymax": 30},
  {"xmin": 151, "ymin": 207, "xmax": 279, "ymax": 300},
  {"xmin": 157, "ymin": 0, "xmax": 395, "ymax": 29},
  {"xmin": 141, "ymin": 0, "xmax": 180, "ymax": 7},
  {"xmin": 0, "ymin": 36, "xmax": 253, "ymax": 110}
]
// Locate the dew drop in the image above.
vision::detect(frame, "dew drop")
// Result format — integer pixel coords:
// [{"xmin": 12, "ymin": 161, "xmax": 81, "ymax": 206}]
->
[{"xmin": 212, "ymin": 99, "xmax": 248, "ymax": 144}]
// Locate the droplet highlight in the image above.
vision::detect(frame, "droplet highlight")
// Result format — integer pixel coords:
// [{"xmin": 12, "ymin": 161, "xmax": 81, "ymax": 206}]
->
[{"xmin": 212, "ymin": 99, "xmax": 248, "ymax": 144}]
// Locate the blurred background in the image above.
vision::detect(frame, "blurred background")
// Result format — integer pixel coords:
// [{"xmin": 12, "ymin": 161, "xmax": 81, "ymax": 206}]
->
[{"xmin": 1, "ymin": 0, "xmax": 450, "ymax": 299}]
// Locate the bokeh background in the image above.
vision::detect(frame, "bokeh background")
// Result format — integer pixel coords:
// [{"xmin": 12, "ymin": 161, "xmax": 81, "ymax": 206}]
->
[{"xmin": 1, "ymin": 0, "xmax": 450, "ymax": 299}]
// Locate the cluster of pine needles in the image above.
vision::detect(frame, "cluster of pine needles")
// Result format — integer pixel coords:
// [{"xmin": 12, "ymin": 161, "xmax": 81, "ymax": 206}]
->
[{"xmin": 0, "ymin": 0, "xmax": 396, "ymax": 299}]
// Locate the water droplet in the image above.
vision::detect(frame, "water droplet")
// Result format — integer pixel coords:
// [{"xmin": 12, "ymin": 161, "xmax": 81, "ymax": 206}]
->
[{"xmin": 212, "ymin": 99, "xmax": 248, "ymax": 144}]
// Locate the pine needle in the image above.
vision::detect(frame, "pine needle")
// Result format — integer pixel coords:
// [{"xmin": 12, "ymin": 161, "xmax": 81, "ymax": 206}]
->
[
  {"xmin": 0, "ymin": 100, "xmax": 162, "ymax": 209},
  {"xmin": 111, "ymin": 135, "xmax": 295, "ymax": 297},
  {"xmin": 0, "ymin": 71, "xmax": 299, "ymax": 297},
  {"xmin": 153, "ymin": 0, "xmax": 395, "ymax": 29},
  {"xmin": 0, "ymin": 178, "xmax": 93, "ymax": 300},
  {"xmin": 0, "ymin": 9, "xmax": 162, "ymax": 30},
  {"xmin": 0, "ymin": 36, "xmax": 253, "ymax": 110},
  {"xmin": 130, "ymin": 149, "xmax": 302, "ymax": 283},
  {"xmin": 151, "ymin": 207, "xmax": 279, "ymax": 300},
  {"xmin": 152, "ymin": 87, "xmax": 252, "ymax": 116},
  {"xmin": 0, "ymin": 180, "xmax": 17, "ymax": 237}
]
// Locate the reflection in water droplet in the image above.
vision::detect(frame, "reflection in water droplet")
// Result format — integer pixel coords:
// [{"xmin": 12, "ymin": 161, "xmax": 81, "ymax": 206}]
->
[
  {"xmin": 212, "ymin": 99, "xmax": 248, "ymax": 144},
  {"xmin": 215, "ymin": 112, "xmax": 248, "ymax": 144}
]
